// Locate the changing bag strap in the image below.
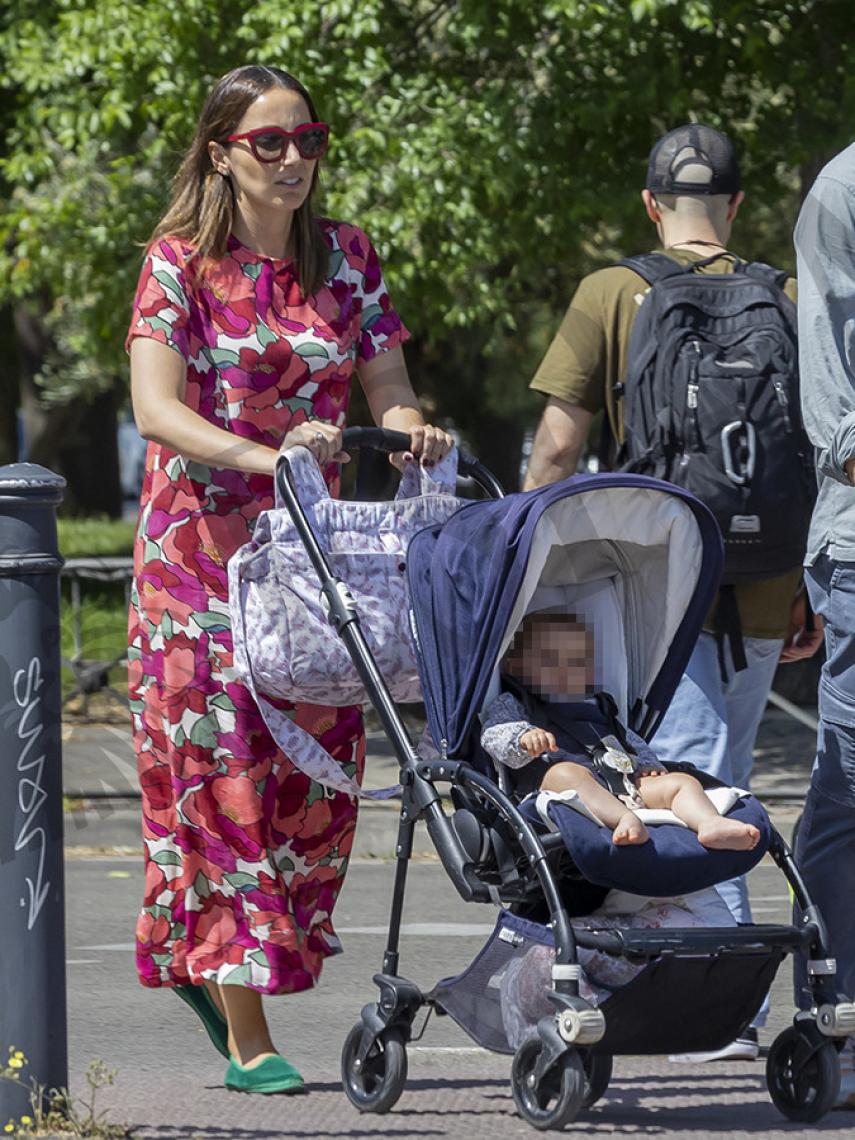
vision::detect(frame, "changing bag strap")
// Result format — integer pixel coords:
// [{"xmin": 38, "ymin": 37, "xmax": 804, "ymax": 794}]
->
[
  {"xmin": 253, "ymin": 687, "xmax": 401, "ymax": 801},
  {"xmin": 233, "ymin": 571, "xmax": 401, "ymax": 800}
]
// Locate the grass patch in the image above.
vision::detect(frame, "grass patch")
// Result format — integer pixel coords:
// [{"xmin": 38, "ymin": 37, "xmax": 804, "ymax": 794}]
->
[
  {"xmin": 58, "ymin": 516, "xmax": 135, "ymax": 559},
  {"xmin": 58, "ymin": 518, "xmax": 135, "ymax": 710}
]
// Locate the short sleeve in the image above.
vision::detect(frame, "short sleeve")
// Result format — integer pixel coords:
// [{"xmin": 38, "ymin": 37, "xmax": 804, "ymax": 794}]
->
[
  {"xmin": 529, "ymin": 274, "xmax": 609, "ymax": 412},
  {"xmin": 125, "ymin": 237, "xmax": 193, "ymax": 359},
  {"xmin": 334, "ymin": 223, "xmax": 410, "ymax": 367}
]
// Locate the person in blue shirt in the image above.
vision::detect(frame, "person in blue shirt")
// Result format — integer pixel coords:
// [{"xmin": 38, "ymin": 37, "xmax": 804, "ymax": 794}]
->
[{"xmin": 794, "ymin": 139, "xmax": 855, "ymax": 1110}]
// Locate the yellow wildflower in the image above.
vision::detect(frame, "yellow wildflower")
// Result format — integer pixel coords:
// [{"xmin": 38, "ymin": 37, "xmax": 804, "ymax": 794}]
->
[
  {"xmin": 20, "ymin": 1116, "xmax": 31, "ymax": 1124},
  {"xmin": 7, "ymin": 1059, "xmax": 22, "ymax": 1069},
  {"xmin": 4, "ymin": 1124, "xmax": 14, "ymax": 1134}
]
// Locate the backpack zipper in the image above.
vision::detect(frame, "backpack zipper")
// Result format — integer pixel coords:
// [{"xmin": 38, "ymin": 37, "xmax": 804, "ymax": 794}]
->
[
  {"xmin": 687, "ymin": 338, "xmax": 701, "ymax": 408},
  {"xmin": 772, "ymin": 377, "xmax": 794, "ymax": 432},
  {"xmin": 686, "ymin": 339, "xmax": 702, "ymax": 447}
]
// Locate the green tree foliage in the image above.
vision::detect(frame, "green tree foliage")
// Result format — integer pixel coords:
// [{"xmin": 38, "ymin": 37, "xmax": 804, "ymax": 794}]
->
[{"xmin": 1, "ymin": 0, "xmax": 854, "ymax": 488}]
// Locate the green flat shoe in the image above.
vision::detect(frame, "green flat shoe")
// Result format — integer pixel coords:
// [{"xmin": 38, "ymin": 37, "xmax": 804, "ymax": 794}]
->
[
  {"xmin": 173, "ymin": 984, "xmax": 230, "ymax": 1059},
  {"xmin": 225, "ymin": 1053, "xmax": 306, "ymax": 1095}
]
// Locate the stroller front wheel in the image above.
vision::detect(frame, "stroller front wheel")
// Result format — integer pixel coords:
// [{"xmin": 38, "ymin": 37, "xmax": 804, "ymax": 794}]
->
[
  {"xmin": 581, "ymin": 1050, "xmax": 612, "ymax": 1109},
  {"xmin": 766, "ymin": 1026, "xmax": 841, "ymax": 1123},
  {"xmin": 341, "ymin": 1022, "xmax": 408, "ymax": 1114},
  {"xmin": 511, "ymin": 1035, "xmax": 586, "ymax": 1130}
]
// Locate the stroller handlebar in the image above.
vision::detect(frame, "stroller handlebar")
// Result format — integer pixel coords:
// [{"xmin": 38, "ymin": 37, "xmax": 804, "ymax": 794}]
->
[
  {"xmin": 341, "ymin": 426, "xmax": 411, "ymax": 454},
  {"xmin": 341, "ymin": 427, "xmax": 500, "ymax": 493}
]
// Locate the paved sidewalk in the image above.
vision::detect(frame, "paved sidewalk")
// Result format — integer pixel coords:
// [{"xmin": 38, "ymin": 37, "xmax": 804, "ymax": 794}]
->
[
  {"xmin": 48, "ymin": 701, "xmax": 855, "ymax": 1138},
  {"xmin": 55, "ymin": 850, "xmax": 853, "ymax": 1139}
]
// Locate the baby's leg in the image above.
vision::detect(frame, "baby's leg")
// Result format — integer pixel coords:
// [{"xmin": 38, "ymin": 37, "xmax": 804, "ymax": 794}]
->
[
  {"xmin": 542, "ymin": 761, "xmax": 649, "ymax": 846},
  {"xmin": 637, "ymin": 772, "xmax": 760, "ymax": 851}
]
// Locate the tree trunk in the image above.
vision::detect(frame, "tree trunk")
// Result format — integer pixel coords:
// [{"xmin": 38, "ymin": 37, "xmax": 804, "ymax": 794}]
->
[
  {"xmin": 14, "ymin": 303, "xmax": 123, "ymax": 517},
  {"xmin": 405, "ymin": 334, "xmax": 527, "ymax": 494},
  {"xmin": 0, "ymin": 306, "xmax": 20, "ymax": 464}
]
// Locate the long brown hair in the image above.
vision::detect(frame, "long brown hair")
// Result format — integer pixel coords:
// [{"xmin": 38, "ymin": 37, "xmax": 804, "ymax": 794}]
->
[{"xmin": 149, "ymin": 65, "xmax": 328, "ymax": 296}]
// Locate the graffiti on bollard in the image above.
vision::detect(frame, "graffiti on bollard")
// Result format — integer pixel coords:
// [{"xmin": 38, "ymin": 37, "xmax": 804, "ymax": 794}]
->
[{"xmin": 0, "ymin": 464, "xmax": 68, "ymax": 1120}]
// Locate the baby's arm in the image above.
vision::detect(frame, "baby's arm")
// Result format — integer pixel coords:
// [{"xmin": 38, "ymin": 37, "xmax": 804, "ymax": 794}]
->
[{"xmin": 480, "ymin": 693, "xmax": 557, "ymax": 769}]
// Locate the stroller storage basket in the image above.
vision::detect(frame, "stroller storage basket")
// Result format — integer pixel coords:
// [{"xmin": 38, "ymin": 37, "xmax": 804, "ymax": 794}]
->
[{"xmin": 432, "ymin": 910, "xmax": 553, "ymax": 1054}]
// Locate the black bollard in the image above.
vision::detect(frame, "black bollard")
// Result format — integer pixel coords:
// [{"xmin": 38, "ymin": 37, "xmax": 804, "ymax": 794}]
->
[{"xmin": 0, "ymin": 464, "xmax": 67, "ymax": 1122}]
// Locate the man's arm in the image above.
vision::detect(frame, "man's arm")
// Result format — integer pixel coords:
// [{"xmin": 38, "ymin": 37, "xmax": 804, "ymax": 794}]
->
[
  {"xmin": 796, "ymin": 171, "xmax": 855, "ymax": 484},
  {"xmin": 523, "ymin": 398, "xmax": 593, "ymax": 490}
]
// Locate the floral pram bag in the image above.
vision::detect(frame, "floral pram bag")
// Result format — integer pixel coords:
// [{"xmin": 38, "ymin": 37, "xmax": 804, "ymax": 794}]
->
[{"xmin": 229, "ymin": 445, "xmax": 463, "ymax": 799}]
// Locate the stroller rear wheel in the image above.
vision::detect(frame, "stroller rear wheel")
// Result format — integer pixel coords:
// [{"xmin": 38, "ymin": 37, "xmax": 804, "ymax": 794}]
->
[
  {"xmin": 511, "ymin": 1036, "xmax": 586, "ymax": 1130},
  {"xmin": 581, "ymin": 1051, "xmax": 612, "ymax": 1109},
  {"xmin": 766, "ymin": 1026, "xmax": 841, "ymax": 1123},
  {"xmin": 341, "ymin": 1022, "xmax": 408, "ymax": 1114}
]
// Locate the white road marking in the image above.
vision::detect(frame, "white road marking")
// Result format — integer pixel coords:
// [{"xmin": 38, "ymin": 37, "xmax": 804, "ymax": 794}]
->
[
  {"xmin": 338, "ymin": 923, "xmax": 495, "ymax": 936},
  {"xmin": 410, "ymin": 1046, "xmax": 491, "ymax": 1054},
  {"xmin": 78, "ymin": 923, "xmax": 495, "ymax": 952},
  {"xmin": 79, "ymin": 942, "xmax": 135, "ymax": 951}
]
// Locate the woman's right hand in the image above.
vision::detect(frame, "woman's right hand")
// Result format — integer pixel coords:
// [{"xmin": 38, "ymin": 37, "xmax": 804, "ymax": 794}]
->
[{"xmin": 279, "ymin": 421, "xmax": 351, "ymax": 466}]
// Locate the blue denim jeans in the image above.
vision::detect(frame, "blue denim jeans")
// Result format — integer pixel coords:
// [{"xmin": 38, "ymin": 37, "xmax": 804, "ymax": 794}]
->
[
  {"xmin": 652, "ymin": 630, "xmax": 784, "ymax": 1027},
  {"xmin": 794, "ymin": 556, "xmax": 855, "ymax": 1007}
]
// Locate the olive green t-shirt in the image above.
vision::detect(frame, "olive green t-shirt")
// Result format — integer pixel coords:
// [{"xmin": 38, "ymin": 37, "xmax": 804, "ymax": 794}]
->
[{"xmin": 530, "ymin": 248, "xmax": 801, "ymax": 639}]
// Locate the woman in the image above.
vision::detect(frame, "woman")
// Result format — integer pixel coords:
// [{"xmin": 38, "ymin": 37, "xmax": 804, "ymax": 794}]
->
[{"xmin": 126, "ymin": 63, "xmax": 452, "ymax": 1095}]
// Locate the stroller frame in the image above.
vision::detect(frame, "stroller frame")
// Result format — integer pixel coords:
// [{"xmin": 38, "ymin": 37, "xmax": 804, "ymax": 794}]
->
[{"xmin": 277, "ymin": 428, "xmax": 855, "ymax": 1129}]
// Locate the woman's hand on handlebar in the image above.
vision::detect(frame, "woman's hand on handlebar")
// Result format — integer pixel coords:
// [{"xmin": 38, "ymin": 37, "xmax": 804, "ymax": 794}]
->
[
  {"xmin": 391, "ymin": 424, "xmax": 455, "ymax": 471},
  {"xmin": 279, "ymin": 421, "xmax": 350, "ymax": 466}
]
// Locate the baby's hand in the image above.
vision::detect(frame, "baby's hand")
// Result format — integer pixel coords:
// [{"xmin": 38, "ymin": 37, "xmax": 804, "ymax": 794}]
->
[{"xmin": 519, "ymin": 728, "xmax": 558, "ymax": 757}]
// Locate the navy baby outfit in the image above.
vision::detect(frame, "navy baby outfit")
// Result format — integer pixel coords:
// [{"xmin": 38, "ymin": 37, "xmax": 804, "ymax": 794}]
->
[{"xmin": 480, "ymin": 679, "xmax": 662, "ymax": 799}]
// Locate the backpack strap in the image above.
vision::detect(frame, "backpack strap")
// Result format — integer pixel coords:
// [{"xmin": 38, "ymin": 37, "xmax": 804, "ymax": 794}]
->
[
  {"xmin": 602, "ymin": 254, "xmax": 685, "ymax": 467},
  {"xmin": 744, "ymin": 261, "xmax": 791, "ymax": 292},
  {"xmin": 713, "ymin": 584, "xmax": 748, "ymax": 682},
  {"xmin": 618, "ymin": 252, "xmax": 687, "ymax": 285},
  {"xmin": 621, "ymin": 250, "xmax": 763, "ymax": 285}
]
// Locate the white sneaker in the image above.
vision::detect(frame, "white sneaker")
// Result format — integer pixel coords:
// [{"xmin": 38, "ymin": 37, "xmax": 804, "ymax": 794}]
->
[{"xmin": 668, "ymin": 1027, "xmax": 760, "ymax": 1063}]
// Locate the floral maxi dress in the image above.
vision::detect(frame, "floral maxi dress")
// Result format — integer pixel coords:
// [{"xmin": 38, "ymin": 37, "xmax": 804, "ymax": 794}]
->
[{"xmin": 126, "ymin": 221, "xmax": 408, "ymax": 994}]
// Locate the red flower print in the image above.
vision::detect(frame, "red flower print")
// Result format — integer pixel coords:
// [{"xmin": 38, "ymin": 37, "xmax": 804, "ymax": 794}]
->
[{"xmin": 129, "ymin": 221, "xmax": 407, "ymax": 992}]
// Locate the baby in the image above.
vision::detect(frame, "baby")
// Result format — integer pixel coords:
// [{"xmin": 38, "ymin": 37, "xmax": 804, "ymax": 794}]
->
[{"xmin": 480, "ymin": 612, "xmax": 760, "ymax": 850}]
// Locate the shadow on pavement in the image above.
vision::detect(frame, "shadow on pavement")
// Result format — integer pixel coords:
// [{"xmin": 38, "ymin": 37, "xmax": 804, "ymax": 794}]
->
[{"xmin": 135, "ymin": 1128, "xmax": 447, "ymax": 1139}]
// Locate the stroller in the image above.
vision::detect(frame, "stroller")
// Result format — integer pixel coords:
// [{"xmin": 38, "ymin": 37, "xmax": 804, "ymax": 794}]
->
[{"xmin": 271, "ymin": 428, "xmax": 855, "ymax": 1130}]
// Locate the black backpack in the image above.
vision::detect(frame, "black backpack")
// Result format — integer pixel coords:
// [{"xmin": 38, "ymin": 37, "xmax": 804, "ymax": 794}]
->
[
  {"xmin": 614, "ymin": 253, "xmax": 815, "ymax": 670},
  {"xmin": 616, "ymin": 252, "xmax": 814, "ymax": 571}
]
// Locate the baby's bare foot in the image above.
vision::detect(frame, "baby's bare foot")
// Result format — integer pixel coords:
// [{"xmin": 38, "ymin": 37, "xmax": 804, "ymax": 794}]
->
[
  {"xmin": 697, "ymin": 817, "xmax": 760, "ymax": 851},
  {"xmin": 612, "ymin": 812, "xmax": 649, "ymax": 846}
]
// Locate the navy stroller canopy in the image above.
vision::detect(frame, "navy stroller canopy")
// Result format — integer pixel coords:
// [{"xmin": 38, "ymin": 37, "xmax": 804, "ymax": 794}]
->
[{"xmin": 407, "ymin": 474, "xmax": 723, "ymax": 762}]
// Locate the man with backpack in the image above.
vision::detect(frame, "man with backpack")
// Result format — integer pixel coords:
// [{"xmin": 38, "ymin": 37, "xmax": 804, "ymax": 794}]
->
[
  {"xmin": 524, "ymin": 124, "xmax": 822, "ymax": 1061},
  {"xmin": 793, "ymin": 140, "xmax": 855, "ymax": 1109}
]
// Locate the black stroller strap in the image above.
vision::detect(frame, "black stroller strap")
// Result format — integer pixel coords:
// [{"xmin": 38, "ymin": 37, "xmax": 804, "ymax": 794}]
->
[
  {"xmin": 556, "ymin": 693, "xmax": 640, "ymax": 799},
  {"xmin": 714, "ymin": 584, "xmax": 748, "ymax": 682}
]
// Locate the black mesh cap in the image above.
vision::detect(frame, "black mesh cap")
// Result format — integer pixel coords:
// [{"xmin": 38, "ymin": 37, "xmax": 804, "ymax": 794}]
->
[{"xmin": 646, "ymin": 124, "xmax": 741, "ymax": 196}]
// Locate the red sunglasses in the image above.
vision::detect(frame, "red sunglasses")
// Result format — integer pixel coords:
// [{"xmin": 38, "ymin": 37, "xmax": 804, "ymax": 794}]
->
[{"xmin": 226, "ymin": 122, "xmax": 329, "ymax": 163}]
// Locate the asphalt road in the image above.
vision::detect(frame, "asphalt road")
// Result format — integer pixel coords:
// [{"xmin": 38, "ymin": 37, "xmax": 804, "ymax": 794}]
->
[{"xmin": 55, "ymin": 813, "xmax": 855, "ymax": 1140}]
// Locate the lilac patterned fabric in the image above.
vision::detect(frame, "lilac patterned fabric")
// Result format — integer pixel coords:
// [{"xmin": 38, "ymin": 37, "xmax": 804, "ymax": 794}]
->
[{"xmin": 229, "ymin": 446, "xmax": 463, "ymax": 796}]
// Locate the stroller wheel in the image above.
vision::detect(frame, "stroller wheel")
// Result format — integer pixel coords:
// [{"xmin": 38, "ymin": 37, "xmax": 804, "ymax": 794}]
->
[
  {"xmin": 341, "ymin": 1022, "xmax": 407, "ymax": 1114},
  {"xmin": 511, "ymin": 1036, "xmax": 586, "ymax": 1130},
  {"xmin": 581, "ymin": 1051, "xmax": 612, "ymax": 1109},
  {"xmin": 766, "ymin": 1026, "xmax": 841, "ymax": 1123}
]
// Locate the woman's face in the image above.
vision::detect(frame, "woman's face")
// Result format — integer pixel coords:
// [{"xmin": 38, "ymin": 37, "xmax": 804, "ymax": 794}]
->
[{"xmin": 213, "ymin": 87, "xmax": 320, "ymax": 217}]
